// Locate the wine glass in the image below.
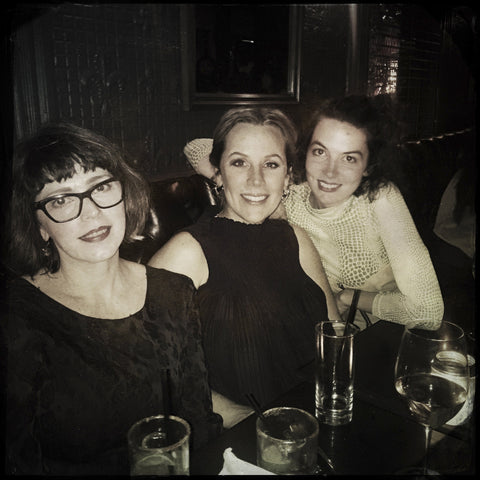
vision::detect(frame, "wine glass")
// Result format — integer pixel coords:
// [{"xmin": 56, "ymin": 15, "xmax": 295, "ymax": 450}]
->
[{"xmin": 394, "ymin": 321, "xmax": 469, "ymax": 475}]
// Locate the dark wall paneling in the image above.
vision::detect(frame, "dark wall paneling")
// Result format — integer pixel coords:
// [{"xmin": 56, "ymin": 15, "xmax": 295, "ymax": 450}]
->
[
  {"xmin": 300, "ymin": 4, "xmax": 349, "ymax": 104},
  {"xmin": 13, "ymin": 4, "xmax": 192, "ymax": 177},
  {"xmin": 47, "ymin": 4, "xmax": 183, "ymax": 177},
  {"xmin": 10, "ymin": 4, "xmax": 351, "ymax": 177},
  {"xmin": 9, "ymin": 3, "xmax": 476, "ymax": 177}
]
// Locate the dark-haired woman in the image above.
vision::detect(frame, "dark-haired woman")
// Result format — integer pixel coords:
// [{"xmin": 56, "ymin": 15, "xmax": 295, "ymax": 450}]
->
[
  {"xmin": 1, "ymin": 123, "xmax": 222, "ymax": 475},
  {"xmin": 284, "ymin": 95, "xmax": 443, "ymax": 329}
]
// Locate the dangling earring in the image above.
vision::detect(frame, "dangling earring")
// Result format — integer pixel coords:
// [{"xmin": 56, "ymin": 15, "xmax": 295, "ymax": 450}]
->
[
  {"xmin": 41, "ymin": 239, "xmax": 52, "ymax": 257},
  {"xmin": 214, "ymin": 184, "xmax": 224, "ymax": 196},
  {"xmin": 282, "ymin": 187, "xmax": 290, "ymax": 200}
]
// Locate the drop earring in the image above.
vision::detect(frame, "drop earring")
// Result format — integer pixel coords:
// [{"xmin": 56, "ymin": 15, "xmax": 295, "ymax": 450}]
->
[{"xmin": 41, "ymin": 239, "xmax": 52, "ymax": 257}]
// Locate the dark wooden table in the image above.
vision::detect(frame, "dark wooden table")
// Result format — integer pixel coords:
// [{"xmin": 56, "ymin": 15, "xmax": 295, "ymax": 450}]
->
[{"xmin": 190, "ymin": 321, "xmax": 475, "ymax": 475}]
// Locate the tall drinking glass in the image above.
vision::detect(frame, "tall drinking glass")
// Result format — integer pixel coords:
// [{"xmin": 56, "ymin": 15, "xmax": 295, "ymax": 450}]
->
[
  {"xmin": 315, "ymin": 321, "xmax": 359, "ymax": 425},
  {"xmin": 394, "ymin": 321, "xmax": 469, "ymax": 474}
]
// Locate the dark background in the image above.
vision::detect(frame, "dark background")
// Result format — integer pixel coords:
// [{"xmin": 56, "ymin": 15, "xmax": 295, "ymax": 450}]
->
[
  {"xmin": 2, "ymin": 3, "xmax": 477, "ymax": 180},
  {"xmin": 0, "ymin": 4, "xmax": 477, "ymax": 471}
]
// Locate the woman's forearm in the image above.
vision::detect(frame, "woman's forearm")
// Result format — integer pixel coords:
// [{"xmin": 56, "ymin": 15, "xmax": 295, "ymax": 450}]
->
[{"xmin": 336, "ymin": 288, "xmax": 375, "ymax": 315}]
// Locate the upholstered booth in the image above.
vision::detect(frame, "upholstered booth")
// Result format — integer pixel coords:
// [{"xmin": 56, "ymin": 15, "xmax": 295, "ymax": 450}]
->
[
  {"xmin": 394, "ymin": 128, "xmax": 475, "ymax": 249},
  {"xmin": 394, "ymin": 128, "xmax": 476, "ymax": 336},
  {"xmin": 119, "ymin": 174, "xmax": 220, "ymax": 264}
]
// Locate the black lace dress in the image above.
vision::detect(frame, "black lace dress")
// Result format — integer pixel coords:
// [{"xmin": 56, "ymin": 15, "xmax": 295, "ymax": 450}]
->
[
  {"xmin": 184, "ymin": 215, "xmax": 329, "ymax": 407},
  {"xmin": 1, "ymin": 266, "xmax": 222, "ymax": 475}
]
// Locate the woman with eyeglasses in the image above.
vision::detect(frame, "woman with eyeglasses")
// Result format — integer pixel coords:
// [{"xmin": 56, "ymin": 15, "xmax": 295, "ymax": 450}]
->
[{"xmin": 1, "ymin": 123, "xmax": 222, "ymax": 475}]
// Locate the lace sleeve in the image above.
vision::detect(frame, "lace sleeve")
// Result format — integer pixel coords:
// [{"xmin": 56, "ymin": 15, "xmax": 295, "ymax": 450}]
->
[
  {"xmin": 371, "ymin": 185, "xmax": 444, "ymax": 329},
  {"xmin": 183, "ymin": 138, "xmax": 215, "ymax": 179}
]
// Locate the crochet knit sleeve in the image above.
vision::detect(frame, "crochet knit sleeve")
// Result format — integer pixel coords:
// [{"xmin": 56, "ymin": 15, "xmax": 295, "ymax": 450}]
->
[
  {"xmin": 183, "ymin": 138, "xmax": 215, "ymax": 179},
  {"xmin": 371, "ymin": 185, "xmax": 444, "ymax": 329}
]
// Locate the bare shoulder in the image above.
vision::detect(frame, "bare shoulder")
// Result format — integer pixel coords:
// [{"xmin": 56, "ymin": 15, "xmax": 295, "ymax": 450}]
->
[
  {"xmin": 289, "ymin": 222, "xmax": 337, "ymax": 318},
  {"xmin": 149, "ymin": 231, "xmax": 202, "ymax": 264},
  {"xmin": 290, "ymin": 223, "xmax": 325, "ymax": 270},
  {"xmin": 148, "ymin": 231, "xmax": 208, "ymax": 287}
]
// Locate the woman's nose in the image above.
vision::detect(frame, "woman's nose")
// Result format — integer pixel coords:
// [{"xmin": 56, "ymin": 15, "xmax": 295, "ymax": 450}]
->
[
  {"xmin": 80, "ymin": 197, "xmax": 101, "ymax": 219},
  {"xmin": 248, "ymin": 166, "xmax": 265, "ymax": 186},
  {"xmin": 323, "ymin": 156, "xmax": 337, "ymax": 178}
]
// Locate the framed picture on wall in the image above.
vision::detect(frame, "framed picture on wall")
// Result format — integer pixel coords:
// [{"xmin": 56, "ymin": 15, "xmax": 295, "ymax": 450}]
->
[{"xmin": 180, "ymin": 4, "xmax": 302, "ymax": 110}]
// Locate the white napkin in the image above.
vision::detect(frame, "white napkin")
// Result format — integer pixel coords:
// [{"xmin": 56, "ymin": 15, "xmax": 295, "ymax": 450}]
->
[{"xmin": 218, "ymin": 447, "xmax": 276, "ymax": 475}]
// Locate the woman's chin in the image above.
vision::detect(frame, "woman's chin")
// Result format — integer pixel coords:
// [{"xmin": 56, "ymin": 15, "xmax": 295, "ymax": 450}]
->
[{"xmin": 311, "ymin": 190, "xmax": 348, "ymax": 209}]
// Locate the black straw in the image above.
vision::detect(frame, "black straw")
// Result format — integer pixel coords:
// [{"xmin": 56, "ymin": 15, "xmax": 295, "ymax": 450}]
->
[
  {"xmin": 359, "ymin": 308, "xmax": 372, "ymax": 327},
  {"xmin": 244, "ymin": 393, "xmax": 266, "ymax": 421},
  {"xmin": 161, "ymin": 369, "xmax": 172, "ymax": 438},
  {"xmin": 338, "ymin": 289, "xmax": 361, "ymax": 365},
  {"xmin": 161, "ymin": 369, "xmax": 174, "ymax": 474},
  {"xmin": 161, "ymin": 369, "xmax": 171, "ymax": 419},
  {"xmin": 344, "ymin": 289, "xmax": 361, "ymax": 335}
]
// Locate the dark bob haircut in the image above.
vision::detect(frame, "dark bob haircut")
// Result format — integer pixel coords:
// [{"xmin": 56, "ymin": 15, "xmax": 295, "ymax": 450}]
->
[
  {"xmin": 297, "ymin": 94, "xmax": 401, "ymax": 200},
  {"xmin": 7, "ymin": 122, "xmax": 150, "ymax": 276},
  {"xmin": 209, "ymin": 107, "xmax": 298, "ymax": 171}
]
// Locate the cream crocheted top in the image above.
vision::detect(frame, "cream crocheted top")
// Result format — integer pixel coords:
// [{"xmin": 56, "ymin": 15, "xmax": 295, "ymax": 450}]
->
[{"xmin": 285, "ymin": 182, "xmax": 444, "ymax": 328}]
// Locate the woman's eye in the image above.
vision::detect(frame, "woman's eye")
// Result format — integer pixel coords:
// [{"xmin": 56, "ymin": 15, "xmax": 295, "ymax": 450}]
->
[
  {"xmin": 50, "ymin": 196, "xmax": 74, "ymax": 209},
  {"xmin": 265, "ymin": 161, "xmax": 280, "ymax": 169},
  {"xmin": 311, "ymin": 147, "xmax": 325, "ymax": 156},
  {"xmin": 230, "ymin": 159, "xmax": 246, "ymax": 167},
  {"xmin": 94, "ymin": 182, "xmax": 111, "ymax": 193},
  {"xmin": 345, "ymin": 155, "xmax": 357, "ymax": 163},
  {"xmin": 51, "ymin": 198, "xmax": 65, "ymax": 208}
]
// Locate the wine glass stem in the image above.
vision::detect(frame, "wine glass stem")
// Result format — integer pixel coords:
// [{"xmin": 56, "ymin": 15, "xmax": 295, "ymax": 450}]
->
[{"xmin": 422, "ymin": 425, "xmax": 432, "ymax": 474}]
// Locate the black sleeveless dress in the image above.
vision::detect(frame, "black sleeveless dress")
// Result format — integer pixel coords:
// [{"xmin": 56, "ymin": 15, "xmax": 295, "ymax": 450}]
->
[{"xmin": 184, "ymin": 215, "xmax": 329, "ymax": 407}]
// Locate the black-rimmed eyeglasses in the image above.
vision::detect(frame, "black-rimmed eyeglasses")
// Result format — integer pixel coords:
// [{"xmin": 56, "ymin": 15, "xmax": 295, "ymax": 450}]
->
[{"xmin": 34, "ymin": 178, "xmax": 123, "ymax": 223}]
